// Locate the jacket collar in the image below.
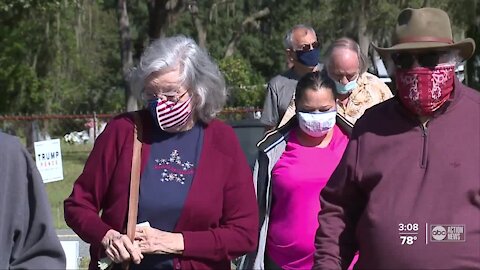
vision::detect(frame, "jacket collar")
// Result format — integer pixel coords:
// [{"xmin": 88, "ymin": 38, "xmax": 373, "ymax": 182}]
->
[
  {"xmin": 257, "ymin": 116, "xmax": 297, "ymax": 152},
  {"xmin": 257, "ymin": 110, "xmax": 354, "ymax": 151}
]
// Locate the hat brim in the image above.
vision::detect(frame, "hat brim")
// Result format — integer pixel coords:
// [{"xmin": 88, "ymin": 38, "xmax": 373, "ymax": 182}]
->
[{"xmin": 372, "ymin": 38, "xmax": 475, "ymax": 61}]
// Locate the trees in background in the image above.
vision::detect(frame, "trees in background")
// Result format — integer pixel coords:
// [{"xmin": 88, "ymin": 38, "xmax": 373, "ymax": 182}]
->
[
  {"xmin": 457, "ymin": 0, "xmax": 479, "ymax": 89},
  {"xmin": 0, "ymin": 0, "xmax": 123, "ymax": 115},
  {"xmin": 0, "ymin": 0, "xmax": 478, "ymax": 116}
]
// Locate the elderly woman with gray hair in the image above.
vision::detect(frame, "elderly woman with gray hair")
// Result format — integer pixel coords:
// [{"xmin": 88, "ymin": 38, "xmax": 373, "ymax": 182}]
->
[{"xmin": 64, "ymin": 35, "xmax": 258, "ymax": 270}]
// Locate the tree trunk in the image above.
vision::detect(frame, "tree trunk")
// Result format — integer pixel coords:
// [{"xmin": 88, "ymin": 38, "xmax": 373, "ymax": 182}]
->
[
  {"xmin": 148, "ymin": 0, "xmax": 169, "ymax": 39},
  {"xmin": 422, "ymin": 0, "xmax": 431, "ymax": 7},
  {"xmin": 148, "ymin": 0, "xmax": 185, "ymax": 40},
  {"xmin": 188, "ymin": 0, "xmax": 207, "ymax": 49},
  {"xmin": 398, "ymin": 0, "xmax": 409, "ymax": 8},
  {"xmin": 88, "ymin": 0, "xmax": 92, "ymax": 39},
  {"xmin": 224, "ymin": 7, "xmax": 270, "ymax": 58},
  {"xmin": 117, "ymin": 0, "xmax": 137, "ymax": 111},
  {"xmin": 75, "ymin": 5, "xmax": 82, "ymax": 50},
  {"xmin": 357, "ymin": 0, "xmax": 371, "ymax": 61},
  {"xmin": 466, "ymin": 3, "xmax": 480, "ymax": 89}
]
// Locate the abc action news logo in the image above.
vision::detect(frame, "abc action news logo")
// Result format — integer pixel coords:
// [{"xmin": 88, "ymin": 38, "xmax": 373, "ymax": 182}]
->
[{"xmin": 430, "ymin": 225, "xmax": 466, "ymax": 242}]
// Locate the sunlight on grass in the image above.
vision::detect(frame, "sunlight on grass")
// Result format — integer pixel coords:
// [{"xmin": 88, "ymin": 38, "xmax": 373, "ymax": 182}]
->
[{"xmin": 44, "ymin": 142, "xmax": 92, "ymax": 229}]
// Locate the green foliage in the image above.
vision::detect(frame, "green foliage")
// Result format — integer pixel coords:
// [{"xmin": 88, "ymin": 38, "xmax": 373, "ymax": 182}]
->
[
  {"xmin": 0, "ymin": 0, "xmax": 123, "ymax": 115},
  {"xmin": 219, "ymin": 56, "xmax": 265, "ymax": 107},
  {"xmin": 45, "ymin": 141, "xmax": 92, "ymax": 229},
  {"xmin": 0, "ymin": 0, "xmax": 477, "ymax": 117},
  {"xmin": 465, "ymin": 0, "xmax": 480, "ymax": 90}
]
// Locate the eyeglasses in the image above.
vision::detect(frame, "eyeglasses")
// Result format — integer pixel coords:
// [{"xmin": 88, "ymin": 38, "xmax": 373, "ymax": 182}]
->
[
  {"xmin": 391, "ymin": 51, "xmax": 448, "ymax": 69},
  {"xmin": 295, "ymin": 41, "xmax": 320, "ymax": 52},
  {"xmin": 142, "ymin": 89, "xmax": 189, "ymax": 103}
]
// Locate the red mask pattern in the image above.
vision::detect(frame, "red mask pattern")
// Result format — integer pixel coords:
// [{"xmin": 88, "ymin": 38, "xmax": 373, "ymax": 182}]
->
[
  {"xmin": 395, "ymin": 65, "xmax": 455, "ymax": 116},
  {"xmin": 154, "ymin": 96, "xmax": 192, "ymax": 130}
]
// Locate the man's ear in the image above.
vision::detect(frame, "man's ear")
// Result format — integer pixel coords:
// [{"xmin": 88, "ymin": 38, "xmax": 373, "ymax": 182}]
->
[{"xmin": 286, "ymin": 49, "xmax": 294, "ymax": 61}]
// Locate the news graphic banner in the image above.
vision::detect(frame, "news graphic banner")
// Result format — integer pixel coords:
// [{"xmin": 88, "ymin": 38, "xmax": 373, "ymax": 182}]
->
[
  {"xmin": 34, "ymin": 139, "xmax": 64, "ymax": 183},
  {"xmin": 397, "ymin": 222, "xmax": 467, "ymax": 246},
  {"xmin": 430, "ymin": 224, "xmax": 466, "ymax": 242}
]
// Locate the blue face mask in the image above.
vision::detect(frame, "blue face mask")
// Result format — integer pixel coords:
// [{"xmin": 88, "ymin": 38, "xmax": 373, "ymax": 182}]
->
[
  {"xmin": 295, "ymin": 48, "xmax": 320, "ymax": 67},
  {"xmin": 334, "ymin": 80, "xmax": 358, "ymax": 95}
]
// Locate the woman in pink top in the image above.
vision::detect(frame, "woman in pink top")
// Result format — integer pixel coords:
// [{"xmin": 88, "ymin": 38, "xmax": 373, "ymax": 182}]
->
[{"xmin": 239, "ymin": 71, "xmax": 355, "ymax": 270}]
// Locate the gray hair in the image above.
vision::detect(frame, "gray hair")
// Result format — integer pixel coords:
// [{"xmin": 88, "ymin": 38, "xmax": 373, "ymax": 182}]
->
[
  {"xmin": 283, "ymin": 24, "xmax": 317, "ymax": 49},
  {"xmin": 131, "ymin": 35, "xmax": 226, "ymax": 123},
  {"xmin": 324, "ymin": 37, "xmax": 368, "ymax": 74}
]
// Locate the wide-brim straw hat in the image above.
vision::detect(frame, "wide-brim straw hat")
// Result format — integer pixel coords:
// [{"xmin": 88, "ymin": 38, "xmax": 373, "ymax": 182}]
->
[{"xmin": 372, "ymin": 8, "xmax": 475, "ymax": 61}]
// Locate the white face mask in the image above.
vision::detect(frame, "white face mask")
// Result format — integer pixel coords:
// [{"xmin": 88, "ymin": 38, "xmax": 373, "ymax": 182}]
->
[{"xmin": 297, "ymin": 111, "xmax": 336, "ymax": 137}]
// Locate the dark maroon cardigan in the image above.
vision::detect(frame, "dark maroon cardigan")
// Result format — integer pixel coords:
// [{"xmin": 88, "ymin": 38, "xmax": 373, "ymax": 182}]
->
[{"xmin": 64, "ymin": 110, "xmax": 258, "ymax": 270}]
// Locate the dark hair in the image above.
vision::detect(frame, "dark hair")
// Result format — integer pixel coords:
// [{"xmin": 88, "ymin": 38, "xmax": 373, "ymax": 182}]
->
[{"xmin": 295, "ymin": 71, "xmax": 336, "ymax": 105}]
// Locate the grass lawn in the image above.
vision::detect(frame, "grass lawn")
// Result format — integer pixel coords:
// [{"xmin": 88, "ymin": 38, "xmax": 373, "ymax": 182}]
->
[{"xmin": 44, "ymin": 142, "xmax": 92, "ymax": 229}]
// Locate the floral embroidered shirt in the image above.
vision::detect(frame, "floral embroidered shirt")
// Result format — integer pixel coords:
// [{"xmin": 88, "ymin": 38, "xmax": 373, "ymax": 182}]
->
[
  {"xmin": 336, "ymin": 72, "xmax": 393, "ymax": 124},
  {"xmin": 135, "ymin": 123, "xmax": 204, "ymax": 269}
]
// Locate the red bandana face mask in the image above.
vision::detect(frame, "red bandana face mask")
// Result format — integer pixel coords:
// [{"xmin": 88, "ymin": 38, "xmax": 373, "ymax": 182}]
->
[{"xmin": 395, "ymin": 65, "xmax": 455, "ymax": 116}]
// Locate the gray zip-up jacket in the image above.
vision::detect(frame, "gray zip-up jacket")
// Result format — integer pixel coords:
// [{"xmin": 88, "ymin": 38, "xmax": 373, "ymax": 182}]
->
[
  {"xmin": 0, "ymin": 132, "xmax": 66, "ymax": 269},
  {"xmin": 238, "ymin": 119, "xmax": 294, "ymax": 270}
]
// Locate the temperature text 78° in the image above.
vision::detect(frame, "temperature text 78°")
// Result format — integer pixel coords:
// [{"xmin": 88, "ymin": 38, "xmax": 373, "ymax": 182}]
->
[{"xmin": 400, "ymin": 235, "xmax": 417, "ymax": 245}]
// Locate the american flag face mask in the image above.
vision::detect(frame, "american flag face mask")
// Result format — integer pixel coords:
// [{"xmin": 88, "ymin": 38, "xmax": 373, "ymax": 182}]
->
[{"xmin": 150, "ymin": 95, "xmax": 193, "ymax": 131}]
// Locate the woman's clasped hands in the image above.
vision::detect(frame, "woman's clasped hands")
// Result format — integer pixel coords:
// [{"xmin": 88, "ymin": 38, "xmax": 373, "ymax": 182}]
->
[{"xmin": 101, "ymin": 226, "xmax": 185, "ymax": 266}]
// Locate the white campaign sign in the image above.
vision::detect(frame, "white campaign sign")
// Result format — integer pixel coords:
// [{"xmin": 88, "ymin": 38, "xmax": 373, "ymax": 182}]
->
[
  {"xmin": 34, "ymin": 139, "xmax": 64, "ymax": 183},
  {"xmin": 60, "ymin": 241, "xmax": 79, "ymax": 269}
]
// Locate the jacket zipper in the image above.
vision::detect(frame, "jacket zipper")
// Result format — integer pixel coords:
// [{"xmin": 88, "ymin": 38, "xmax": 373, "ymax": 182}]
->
[{"xmin": 420, "ymin": 124, "xmax": 428, "ymax": 168}]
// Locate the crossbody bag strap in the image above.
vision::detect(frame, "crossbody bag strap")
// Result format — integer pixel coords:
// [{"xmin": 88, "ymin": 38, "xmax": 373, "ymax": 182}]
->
[
  {"xmin": 127, "ymin": 112, "xmax": 143, "ymax": 243},
  {"xmin": 122, "ymin": 112, "xmax": 143, "ymax": 270}
]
